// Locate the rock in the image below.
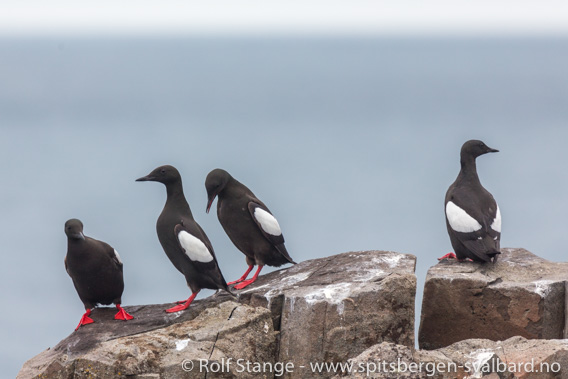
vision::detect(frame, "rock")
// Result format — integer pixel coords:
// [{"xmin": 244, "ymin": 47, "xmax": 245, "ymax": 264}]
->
[
  {"xmin": 421, "ymin": 336, "xmax": 568, "ymax": 379},
  {"xmin": 19, "ymin": 250, "xmax": 417, "ymax": 379},
  {"xmin": 335, "ymin": 342, "xmax": 418, "ymax": 379},
  {"xmin": 341, "ymin": 337, "xmax": 568, "ymax": 379},
  {"xmin": 419, "ymin": 248, "xmax": 568, "ymax": 350},
  {"xmin": 18, "ymin": 299, "xmax": 278, "ymax": 379},
  {"xmin": 238, "ymin": 250, "xmax": 417, "ymax": 377}
]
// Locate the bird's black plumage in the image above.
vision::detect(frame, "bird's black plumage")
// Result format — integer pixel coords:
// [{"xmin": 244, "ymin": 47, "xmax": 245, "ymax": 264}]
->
[
  {"xmin": 136, "ymin": 165, "xmax": 230, "ymax": 312},
  {"xmin": 64, "ymin": 219, "xmax": 133, "ymax": 330},
  {"xmin": 444, "ymin": 140, "xmax": 501, "ymax": 263},
  {"xmin": 206, "ymin": 169, "xmax": 295, "ymax": 289}
]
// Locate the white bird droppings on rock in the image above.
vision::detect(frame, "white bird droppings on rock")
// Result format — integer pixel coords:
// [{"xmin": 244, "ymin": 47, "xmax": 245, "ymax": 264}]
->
[
  {"xmin": 381, "ymin": 254, "xmax": 403, "ymax": 267},
  {"xmin": 303, "ymin": 283, "xmax": 352, "ymax": 314},
  {"xmin": 465, "ymin": 349, "xmax": 495, "ymax": 379},
  {"xmin": 533, "ymin": 280, "xmax": 554, "ymax": 297},
  {"xmin": 175, "ymin": 339, "xmax": 190, "ymax": 351}
]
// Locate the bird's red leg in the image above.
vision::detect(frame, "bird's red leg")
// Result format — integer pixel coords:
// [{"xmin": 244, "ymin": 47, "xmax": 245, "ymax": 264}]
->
[
  {"xmin": 75, "ymin": 309, "xmax": 94, "ymax": 331},
  {"xmin": 234, "ymin": 266, "xmax": 263, "ymax": 290},
  {"xmin": 437, "ymin": 253, "xmax": 473, "ymax": 262},
  {"xmin": 438, "ymin": 252, "xmax": 457, "ymax": 260},
  {"xmin": 166, "ymin": 290, "xmax": 199, "ymax": 313},
  {"xmin": 227, "ymin": 265, "xmax": 254, "ymax": 286},
  {"xmin": 114, "ymin": 304, "xmax": 134, "ymax": 321}
]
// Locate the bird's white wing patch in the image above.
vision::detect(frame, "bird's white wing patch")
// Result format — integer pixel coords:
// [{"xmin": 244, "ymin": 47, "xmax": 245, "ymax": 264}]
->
[
  {"xmin": 254, "ymin": 208, "xmax": 282, "ymax": 236},
  {"xmin": 491, "ymin": 205, "xmax": 501, "ymax": 233},
  {"xmin": 177, "ymin": 230, "xmax": 214, "ymax": 263},
  {"xmin": 446, "ymin": 201, "xmax": 482, "ymax": 233},
  {"xmin": 113, "ymin": 249, "xmax": 123, "ymax": 264}
]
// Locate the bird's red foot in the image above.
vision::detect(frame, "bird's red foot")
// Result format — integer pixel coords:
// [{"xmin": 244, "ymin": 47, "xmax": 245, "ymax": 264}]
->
[
  {"xmin": 228, "ymin": 265, "xmax": 254, "ymax": 286},
  {"xmin": 75, "ymin": 309, "xmax": 94, "ymax": 331},
  {"xmin": 234, "ymin": 278, "xmax": 257, "ymax": 290},
  {"xmin": 166, "ymin": 302, "xmax": 190, "ymax": 313},
  {"xmin": 114, "ymin": 304, "xmax": 134, "ymax": 321},
  {"xmin": 166, "ymin": 292, "xmax": 198, "ymax": 313},
  {"xmin": 233, "ymin": 266, "xmax": 263, "ymax": 290},
  {"xmin": 438, "ymin": 252, "xmax": 457, "ymax": 260}
]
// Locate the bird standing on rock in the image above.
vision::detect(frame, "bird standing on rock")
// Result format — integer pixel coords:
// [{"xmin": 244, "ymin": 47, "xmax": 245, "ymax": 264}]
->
[
  {"xmin": 440, "ymin": 140, "xmax": 501, "ymax": 263},
  {"xmin": 136, "ymin": 165, "xmax": 232, "ymax": 312},
  {"xmin": 205, "ymin": 169, "xmax": 296, "ymax": 290},
  {"xmin": 64, "ymin": 219, "xmax": 134, "ymax": 331}
]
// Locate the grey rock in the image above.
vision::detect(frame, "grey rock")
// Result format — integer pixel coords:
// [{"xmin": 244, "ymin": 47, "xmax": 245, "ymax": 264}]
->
[
  {"xmin": 238, "ymin": 250, "xmax": 417, "ymax": 377},
  {"xmin": 422, "ymin": 336, "xmax": 568, "ymax": 379},
  {"xmin": 336, "ymin": 342, "xmax": 419, "ymax": 379},
  {"xmin": 342, "ymin": 337, "xmax": 568, "ymax": 379},
  {"xmin": 19, "ymin": 250, "xmax": 417, "ymax": 379},
  {"xmin": 419, "ymin": 248, "xmax": 568, "ymax": 350},
  {"xmin": 18, "ymin": 300, "xmax": 277, "ymax": 379}
]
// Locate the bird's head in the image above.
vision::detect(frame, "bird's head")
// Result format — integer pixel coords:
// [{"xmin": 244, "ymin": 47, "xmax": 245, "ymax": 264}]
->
[
  {"xmin": 65, "ymin": 218, "xmax": 85, "ymax": 240},
  {"xmin": 205, "ymin": 168, "xmax": 231, "ymax": 213},
  {"xmin": 461, "ymin": 140, "xmax": 499, "ymax": 159},
  {"xmin": 136, "ymin": 165, "xmax": 181, "ymax": 185}
]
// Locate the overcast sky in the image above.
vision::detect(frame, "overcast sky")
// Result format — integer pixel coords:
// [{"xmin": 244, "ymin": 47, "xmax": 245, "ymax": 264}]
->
[{"xmin": 2, "ymin": 0, "xmax": 568, "ymax": 36}]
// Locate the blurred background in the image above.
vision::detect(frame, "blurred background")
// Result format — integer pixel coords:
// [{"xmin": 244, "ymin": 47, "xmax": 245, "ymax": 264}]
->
[{"xmin": 2, "ymin": 1, "xmax": 568, "ymax": 377}]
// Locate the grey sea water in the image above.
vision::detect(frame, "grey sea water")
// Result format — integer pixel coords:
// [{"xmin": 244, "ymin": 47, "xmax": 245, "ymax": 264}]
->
[{"xmin": 1, "ymin": 36, "xmax": 568, "ymax": 377}]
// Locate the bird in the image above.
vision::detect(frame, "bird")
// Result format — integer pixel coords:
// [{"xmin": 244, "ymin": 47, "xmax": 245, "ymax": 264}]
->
[
  {"xmin": 136, "ymin": 165, "xmax": 232, "ymax": 312},
  {"xmin": 64, "ymin": 218, "xmax": 134, "ymax": 331},
  {"xmin": 205, "ymin": 168, "xmax": 296, "ymax": 290},
  {"xmin": 440, "ymin": 139, "xmax": 501, "ymax": 263}
]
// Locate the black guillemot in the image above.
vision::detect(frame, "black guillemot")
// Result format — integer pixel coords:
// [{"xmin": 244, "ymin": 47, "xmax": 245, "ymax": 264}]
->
[
  {"xmin": 205, "ymin": 169, "xmax": 296, "ymax": 289},
  {"xmin": 64, "ymin": 219, "xmax": 134, "ymax": 330},
  {"xmin": 440, "ymin": 140, "xmax": 501, "ymax": 263},
  {"xmin": 136, "ymin": 165, "xmax": 232, "ymax": 312}
]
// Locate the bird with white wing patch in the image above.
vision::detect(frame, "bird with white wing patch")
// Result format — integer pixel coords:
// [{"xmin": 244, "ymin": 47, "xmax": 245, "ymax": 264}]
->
[
  {"xmin": 440, "ymin": 140, "xmax": 501, "ymax": 263},
  {"xmin": 136, "ymin": 165, "xmax": 232, "ymax": 313},
  {"xmin": 205, "ymin": 169, "xmax": 296, "ymax": 290}
]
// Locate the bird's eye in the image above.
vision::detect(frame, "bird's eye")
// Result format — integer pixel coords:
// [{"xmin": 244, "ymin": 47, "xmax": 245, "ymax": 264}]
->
[{"xmin": 161, "ymin": 169, "xmax": 166, "ymax": 174}]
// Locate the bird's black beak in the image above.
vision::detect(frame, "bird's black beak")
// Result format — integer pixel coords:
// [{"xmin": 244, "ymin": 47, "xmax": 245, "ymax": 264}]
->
[
  {"xmin": 136, "ymin": 175, "xmax": 153, "ymax": 182},
  {"xmin": 206, "ymin": 193, "xmax": 216, "ymax": 214},
  {"xmin": 488, "ymin": 147, "xmax": 499, "ymax": 153},
  {"xmin": 72, "ymin": 232, "xmax": 85, "ymax": 240}
]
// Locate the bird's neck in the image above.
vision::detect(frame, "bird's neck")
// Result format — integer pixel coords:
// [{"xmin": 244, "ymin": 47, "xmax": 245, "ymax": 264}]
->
[
  {"xmin": 67, "ymin": 238, "xmax": 88, "ymax": 254},
  {"xmin": 165, "ymin": 181, "xmax": 193, "ymax": 215},
  {"xmin": 458, "ymin": 155, "xmax": 481, "ymax": 185}
]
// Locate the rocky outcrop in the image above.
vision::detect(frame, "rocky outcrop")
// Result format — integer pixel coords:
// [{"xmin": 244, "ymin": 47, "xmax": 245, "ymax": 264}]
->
[
  {"xmin": 18, "ymin": 299, "xmax": 277, "ymax": 379},
  {"xmin": 419, "ymin": 248, "xmax": 568, "ymax": 350},
  {"xmin": 238, "ymin": 250, "xmax": 417, "ymax": 375},
  {"xmin": 19, "ymin": 250, "xmax": 417, "ymax": 379},
  {"xmin": 25, "ymin": 247, "xmax": 568, "ymax": 379},
  {"xmin": 339, "ymin": 336, "xmax": 568, "ymax": 379}
]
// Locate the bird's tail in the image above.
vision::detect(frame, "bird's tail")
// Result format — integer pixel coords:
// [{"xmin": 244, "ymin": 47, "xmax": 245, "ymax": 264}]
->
[
  {"xmin": 276, "ymin": 243, "xmax": 296, "ymax": 265},
  {"xmin": 226, "ymin": 288, "xmax": 238, "ymax": 299},
  {"xmin": 222, "ymin": 287, "xmax": 238, "ymax": 299},
  {"xmin": 213, "ymin": 287, "xmax": 239, "ymax": 301}
]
